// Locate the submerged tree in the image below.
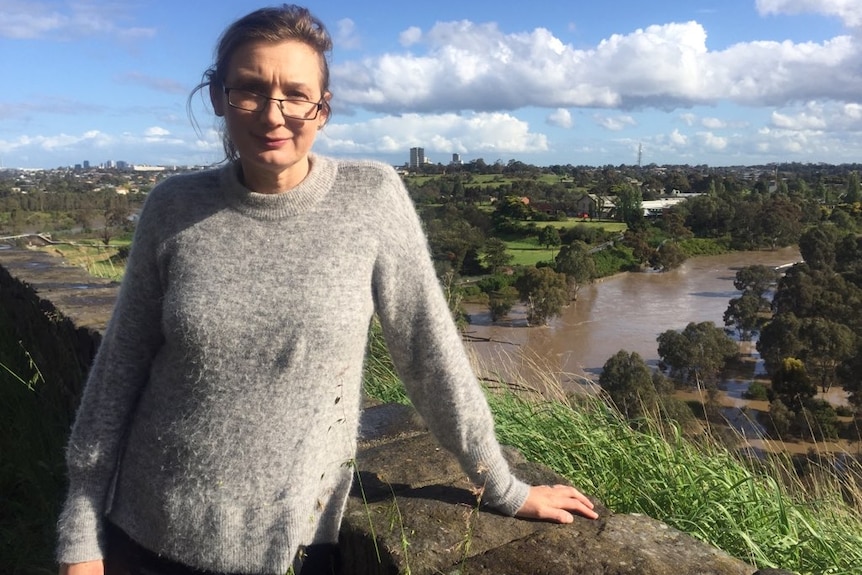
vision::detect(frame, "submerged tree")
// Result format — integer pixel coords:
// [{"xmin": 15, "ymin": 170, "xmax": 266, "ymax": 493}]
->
[
  {"xmin": 657, "ymin": 321, "xmax": 738, "ymax": 389},
  {"xmin": 649, "ymin": 241, "xmax": 686, "ymax": 271},
  {"xmin": 724, "ymin": 292, "xmax": 769, "ymax": 341},
  {"xmin": 514, "ymin": 266, "xmax": 568, "ymax": 326},
  {"xmin": 770, "ymin": 357, "xmax": 816, "ymax": 412},
  {"xmin": 555, "ymin": 240, "xmax": 596, "ymax": 300},
  {"xmin": 599, "ymin": 350, "xmax": 672, "ymax": 419}
]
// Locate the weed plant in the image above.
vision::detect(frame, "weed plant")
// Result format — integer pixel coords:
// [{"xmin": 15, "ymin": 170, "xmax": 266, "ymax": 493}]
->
[{"xmin": 362, "ymin": 329, "xmax": 862, "ymax": 575}]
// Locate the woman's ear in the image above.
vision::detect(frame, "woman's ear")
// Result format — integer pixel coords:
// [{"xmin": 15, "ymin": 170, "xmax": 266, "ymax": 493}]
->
[
  {"xmin": 210, "ymin": 84, "xmax": 225, "ymax": 117},
  {"xmin": 318, "ymin": 92, "xmax": 332, "ymax": 128}
]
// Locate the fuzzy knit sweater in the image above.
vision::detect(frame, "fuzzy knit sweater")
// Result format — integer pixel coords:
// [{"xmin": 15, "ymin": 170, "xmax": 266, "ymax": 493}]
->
[{"xmin": 56, "ymin": 154, "xmax": 530, "ymax": 574}]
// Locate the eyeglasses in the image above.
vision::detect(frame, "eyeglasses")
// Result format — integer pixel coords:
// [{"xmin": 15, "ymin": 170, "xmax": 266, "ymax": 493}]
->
[{"xmin": 223, "ymin": 87, "xmax": 324, "ymax": 120}]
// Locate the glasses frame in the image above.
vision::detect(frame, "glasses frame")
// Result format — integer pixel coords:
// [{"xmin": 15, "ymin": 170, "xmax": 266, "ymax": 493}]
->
[{"xmin": 223, "ymin": 87, "xmax": 324, "ymax": 121}]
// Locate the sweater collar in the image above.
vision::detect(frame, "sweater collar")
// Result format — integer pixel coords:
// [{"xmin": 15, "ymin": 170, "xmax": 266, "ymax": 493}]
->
[{"xmin": 220, "ymin": 154, "xmax": 337, "ymax": 220}]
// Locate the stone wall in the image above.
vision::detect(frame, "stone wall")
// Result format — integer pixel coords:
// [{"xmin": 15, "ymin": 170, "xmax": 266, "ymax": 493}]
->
[{"xmin": 0, "ymin": 247, "xmax": 794, "ymax": 575}]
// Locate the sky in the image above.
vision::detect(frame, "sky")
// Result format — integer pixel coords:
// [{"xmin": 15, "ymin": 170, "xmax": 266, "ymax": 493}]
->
[{"xmin": 2, "ymin": 0, "xmax": 862, "ymax": 170}]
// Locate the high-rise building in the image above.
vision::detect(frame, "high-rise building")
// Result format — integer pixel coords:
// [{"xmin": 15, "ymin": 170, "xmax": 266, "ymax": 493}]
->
[
  {"xmin": 409, "ymin": 147, "xmax": 425, "ymax": 168},
  {"xmin": 452, "ymin": 153, "xmax": 461, "ymax": 165}
]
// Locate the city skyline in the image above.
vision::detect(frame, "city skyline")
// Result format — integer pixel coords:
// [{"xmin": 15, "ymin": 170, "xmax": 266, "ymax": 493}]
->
[{"xmin": 2, "ymin": 0, "xmax": 862, "ymax": 170}]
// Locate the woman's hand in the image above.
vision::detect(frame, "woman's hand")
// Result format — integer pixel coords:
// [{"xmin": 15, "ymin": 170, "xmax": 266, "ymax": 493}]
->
[
  {"xmin": 515, "ymin": 484, "xmax": 599, "ymax": 523},
  {"xmin": 59, "ymin": 561, "xmax": 104, "ymax": 575}
]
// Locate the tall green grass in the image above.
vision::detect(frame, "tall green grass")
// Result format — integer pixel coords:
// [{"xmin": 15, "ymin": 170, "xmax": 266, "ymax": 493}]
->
[{"xmin": 362, "ymin": 328, "xmax": 862, "ymax": 575}]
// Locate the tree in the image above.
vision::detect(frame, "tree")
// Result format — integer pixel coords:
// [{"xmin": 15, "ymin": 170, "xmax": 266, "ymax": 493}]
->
[
  {"xmin": 845, "ymin": 171, "xmax": 861, "ymax": 204},
  {"xmin": 660, "ymin": 208, "xmax": 693, "ymax": 241},
  {"xmin": 733, "ymin": 265, "xmax": 778, "ymax": 298},
  {"xmin": 554, "ymin": 240, "xmax": 596, "ymax": 300},
  {"xmin": 538, "ymin": 225, "xmax": 561, "ymax": 250},
  {"xmin": 798, "ymin": 317, "xmax": 856, "ymax": 393},
  {"xmin": 757, "ymin": 194, "xmax": 803, "ymax": 248},
  {"xmin": 612, "ymin": 183, "xmax": 643, "ymax": 227},
  {"xmin": 649, "ymin": 241, "xmax": 686, "ymax": 271},
  {"xmin": 770, "ymin": 357, "xmax": 816, "ymax": 412},
  {"xmin": 488, "ymin": 286, "xmax": 519, "ymax": 322},
  {"xmin": 656, "ymin": 321, "xmax": 738, "ymax": 388},
  {"xmin": 599, "ymin": 350, "xmax": 671, "ymax": 419},
  {"xmin": 494, "ymin": 195, "xmax": 531, "ymax": 221},
  {"xmin": 101, "ymin": 202, "xmax": 131, "ymax": 246},
  {"xmin": 514, "ymin": 267, "xmax": 568, "ymax": 326},
  {"xmin": 482, "ymin": 238, "xmax": 512, "ymax": 274},
  {"xmin": 723, "ymin": 292, "xmax": 768, "ymax": 341},
  {"xmin": 622, "ymin": 229, "xmax": 653, "ymax": 267},
  {"xmin": 837, "ymin": 346, "xmax": 862, "ymax": 408},
  {"xmin": 798, "ymin": 223, "xmax": 841, "ymax": 271},
  {"xmin": 757, "ymin": 312, "xmax": 803, "ymax": 375}
]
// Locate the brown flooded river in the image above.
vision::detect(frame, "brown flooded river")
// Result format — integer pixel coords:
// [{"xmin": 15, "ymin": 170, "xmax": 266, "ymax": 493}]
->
[{"xmin": 463, "ymin": 247, "xmax": 802, "ymax": 386}]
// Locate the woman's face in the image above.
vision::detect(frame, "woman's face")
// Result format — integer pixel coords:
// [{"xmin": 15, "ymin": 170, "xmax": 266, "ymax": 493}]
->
[{"xmin": 213, "ymin": 39, "xmax": 330, "ymax": 193}]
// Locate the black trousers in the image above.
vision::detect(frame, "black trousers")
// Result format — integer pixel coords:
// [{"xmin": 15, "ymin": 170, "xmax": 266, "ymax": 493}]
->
[{"xmin": 104, "ymin": 522, "xmax": 341, "ymax": 575}]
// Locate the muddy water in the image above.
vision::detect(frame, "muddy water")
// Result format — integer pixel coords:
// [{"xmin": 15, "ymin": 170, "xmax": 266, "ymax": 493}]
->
[{"xmin": 463, "ymin": 247, "xmax": 803, "ymax": 387}]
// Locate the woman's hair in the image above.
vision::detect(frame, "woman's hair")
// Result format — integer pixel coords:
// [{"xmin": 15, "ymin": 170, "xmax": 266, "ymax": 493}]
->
[{"xmin": 189, "ymin": 4, "xmax": 333, "ymax": 162}]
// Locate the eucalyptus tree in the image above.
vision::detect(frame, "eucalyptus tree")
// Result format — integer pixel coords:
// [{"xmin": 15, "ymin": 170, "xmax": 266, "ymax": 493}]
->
[
  {"xmin": 554, "ymin": 240, "xmax": 596, "ymax": 300},
  {"xmin": 656, "ymin": 321, "xmax": 738, "ymax": 389}
]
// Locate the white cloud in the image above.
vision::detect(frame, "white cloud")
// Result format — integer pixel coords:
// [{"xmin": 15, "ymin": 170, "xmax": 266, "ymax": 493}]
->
[
  {"xmin": 680, "ymin": 113, "xmax": 697, "ymax": 126},
  {"xmin": 335, "ymin": 18, "xmax": 361, "ymax": 50},
  {"xmin": 0, "ymin": 130, "xmax": 112, "ymax": 154},
  {"xmin": 399, "ymin": 26, "xmax": 422, "ymax": 47},
  {"xmin": 698, "ymin": 131, "xmax": 729, "ymax": 150},
  {"xmin": 771, "ymin": 109, "xmax": 827, "ymax": 130},
  {"xmin": 547, "ymin": 108, "xmax": 573, "ymax": 128},
  {"xmin": 594, "ymin": 114, "xmax": 636, "ymax": 131},
  {"xmin": 144, "ymin": 126, "xmax": 170, "ymax": 137},
  {"xmin": 669, "ymin": 129, "xmax": 688, "ymax": 145},
  {"xmin": 756, "ymin": 0, "xmax": 862, "ymax": 28},
  {"xmin": 318, "ymin": 112, "xmax": 548, "ymax": 157},
  {"xmin": 701, "ymin": 117, "xmax": 726, "ymax": 129},
  {"xmin": 0, "ymin": 0, "xmax": 156, "ymax": 40},
  {"xmin": 334, "ymin": 18, "xmax": 862, "ymax": 114}
]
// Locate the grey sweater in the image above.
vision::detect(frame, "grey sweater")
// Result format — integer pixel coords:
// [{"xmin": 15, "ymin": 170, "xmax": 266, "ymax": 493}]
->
[{"xmin": 56, "ymin": 155, "xmax": 530, "ymax": 574}]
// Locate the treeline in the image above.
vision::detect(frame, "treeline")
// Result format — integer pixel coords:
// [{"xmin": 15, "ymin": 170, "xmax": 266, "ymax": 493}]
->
[{"xmin": 406, "ymin": 162, "xmax": 862, "ymax": 328}]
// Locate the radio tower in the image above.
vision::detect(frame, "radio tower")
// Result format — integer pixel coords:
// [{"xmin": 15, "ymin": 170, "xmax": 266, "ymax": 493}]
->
[{"xmin": 637, "ymin": 143, "xmax": 643, "ymax": 167}]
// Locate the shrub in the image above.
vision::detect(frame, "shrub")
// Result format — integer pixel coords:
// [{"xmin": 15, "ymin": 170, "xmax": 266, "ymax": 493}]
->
[{"xmin": 744, "ymin": 381, "xmax": 769, "ymax": 401}]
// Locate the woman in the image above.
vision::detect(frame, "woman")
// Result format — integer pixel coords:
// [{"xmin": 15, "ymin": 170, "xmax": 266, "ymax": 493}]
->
[{"xmin": 57, "ymin": 5, "xmax": 597, "ymax": 575}]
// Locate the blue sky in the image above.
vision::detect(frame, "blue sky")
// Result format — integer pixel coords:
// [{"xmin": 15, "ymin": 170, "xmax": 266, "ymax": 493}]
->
[{"xmin": 2, "ymin": 0, "xmax": 862, "ymax": 169}]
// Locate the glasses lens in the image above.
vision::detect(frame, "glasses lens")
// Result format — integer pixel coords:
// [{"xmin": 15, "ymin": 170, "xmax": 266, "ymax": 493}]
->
[
  {"xmin": 228, "ymin": 90, "xmax": 263, "ymax": 112},
  {"xmin": 281, "ymin": 100, "xmax": 319, "ymax": 120}
]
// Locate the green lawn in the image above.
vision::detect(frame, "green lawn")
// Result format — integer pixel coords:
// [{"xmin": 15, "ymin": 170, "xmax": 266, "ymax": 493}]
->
[
  {"xmin": 533, "ymin": 219, "xmax": 627, "ymax": 232},
  {"xmin": 504, "ymin": 238, "xmax": 558, "ymax": 267}
]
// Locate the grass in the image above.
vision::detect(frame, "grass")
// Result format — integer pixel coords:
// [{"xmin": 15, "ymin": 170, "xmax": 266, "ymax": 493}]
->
[
  {"xmin": 535, "ymin": 219, "xmax": 627, "ymax": 232},
  {"xmin": 37, "ymin": 241, "xmax": 129, "ymax": 281},
  {"xmin": 362, "ymin": 330, "xmax": 862, "ymax": 575},
  {"xmin": 503, "ymin": 238, "xmax": 558, "ymax": 267}
]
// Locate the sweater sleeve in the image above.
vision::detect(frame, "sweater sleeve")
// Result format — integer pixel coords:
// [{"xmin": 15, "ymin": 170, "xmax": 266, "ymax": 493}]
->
[
  {"xmin": 56, "ymin": 187, "xmax": 168, "ymax": 564},
  {"xmin": 371, "ymin": 167, "xmax": 529, "ymax": 516}
]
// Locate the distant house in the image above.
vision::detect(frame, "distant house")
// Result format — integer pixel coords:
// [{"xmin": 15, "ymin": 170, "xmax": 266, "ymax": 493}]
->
[
  {"xmin": 641, "ymin": 195, "xmax": 701, "ymax": 217},
  {"xmin": 574, "ymin": 194, "xmax": 615, "ymax": 219}
]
